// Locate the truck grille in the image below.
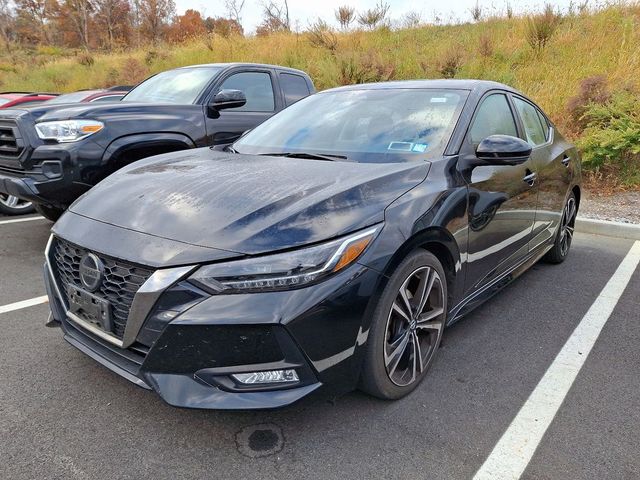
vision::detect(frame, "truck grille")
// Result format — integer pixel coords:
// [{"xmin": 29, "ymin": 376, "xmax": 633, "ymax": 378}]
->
[
  {"xmin": 51, "ymin": 238, "xmax": 154, "ymax": 339},
  {"xmin": 0, "ymin": 120, "xmax": 23, "ymax": 158}
]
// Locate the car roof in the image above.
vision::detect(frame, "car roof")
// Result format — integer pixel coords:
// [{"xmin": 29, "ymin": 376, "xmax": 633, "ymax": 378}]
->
[
  {"xmin": 322, "ymin": 79, "xmax": 522, "ymax": 95},
  {"xmin": 173, "ymin": 63, "xmax": 309, "ymax": 76}
]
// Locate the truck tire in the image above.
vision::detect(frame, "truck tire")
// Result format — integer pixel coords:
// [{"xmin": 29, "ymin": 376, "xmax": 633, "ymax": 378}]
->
[
  {"xmin": 34, "ymin": 204, "xmax": 65, "ymax": 222},
  {"xmin": 0, "ymin": 194, "xmax": 35, "ymax": 215}
]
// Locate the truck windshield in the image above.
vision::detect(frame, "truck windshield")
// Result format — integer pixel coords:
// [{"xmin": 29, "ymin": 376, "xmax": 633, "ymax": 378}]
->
[{"xmin": 123, "ymin": 67, "xmax": 221, "ymax": 104}]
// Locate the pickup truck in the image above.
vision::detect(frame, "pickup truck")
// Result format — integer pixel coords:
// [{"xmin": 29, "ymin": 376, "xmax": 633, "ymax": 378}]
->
[{"xmin": 0, "ymin": 63, "xmax": 315, "ymax": 220}]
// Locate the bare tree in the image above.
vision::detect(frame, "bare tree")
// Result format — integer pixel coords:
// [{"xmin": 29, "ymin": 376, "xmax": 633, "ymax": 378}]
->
[
  {"xmin": 224, "ymin": 0, "xmax": 245, "ymax": 25},
  {"xmin": 470, "ymin": 1, "xmax": 482, "ymax": 21},
  {"xmin": 356, "ymin": 1, "xmax": 389, "ymax": 30},
  {"xmin": 62, "ymin": 0, "xmax": 94, "ymax": 50},
  {"xmin": 334, "ymin": 5, "xmax": 355, "ymax": 30},
  {"xmin": 256, "ymin": 0, "xmax": 289, "ymax": 35},
  {"xmin": 400, "ymin": 11, "xmax": 421, "ymax": 29}
]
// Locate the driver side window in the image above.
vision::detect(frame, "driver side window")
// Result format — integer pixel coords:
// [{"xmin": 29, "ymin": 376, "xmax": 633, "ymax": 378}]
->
[
  {"xmin": 219, "ymin": 71, "xmax": 275, "ymax": 112},
  {"xmin": 469, "ymin": 93, "xmax": 518, "ymax": 145}
]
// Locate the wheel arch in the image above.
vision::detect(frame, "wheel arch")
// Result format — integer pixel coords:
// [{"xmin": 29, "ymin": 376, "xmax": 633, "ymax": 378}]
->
[
  {"xmin": 572, "ymin": 184, "xmax": 581, "ymax": 210},
  {"xmin": 102, "ymin": 133, "xmax": 197, "ymax": 172},
  {"xmin": 379, "ymin": 226, "xmax": 462, "ymax": 310}
]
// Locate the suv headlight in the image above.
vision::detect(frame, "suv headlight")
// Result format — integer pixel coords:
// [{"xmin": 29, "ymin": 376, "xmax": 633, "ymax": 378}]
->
[
  {"xmin": 189, "ymin": 226, "xmax": 380, "ymax": 294},
  {"xmin": 35, "ymin": 120, "xmax": 104, "ymax": 143}
]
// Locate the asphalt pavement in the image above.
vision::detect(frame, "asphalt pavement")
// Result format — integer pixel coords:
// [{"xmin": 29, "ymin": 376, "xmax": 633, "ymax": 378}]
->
[{"xmin": 0, "ymin": 215, "xmax": 638, "ymax": 480}]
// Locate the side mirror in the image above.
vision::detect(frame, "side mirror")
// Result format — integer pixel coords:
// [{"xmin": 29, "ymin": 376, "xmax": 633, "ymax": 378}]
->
[
  {"xmin": 475, "ymin": 134, "xmax": 532, "ymax": 166},
  {"xmin": 209, "ymin": 89, "xmax": 246, "ymax": 111}
]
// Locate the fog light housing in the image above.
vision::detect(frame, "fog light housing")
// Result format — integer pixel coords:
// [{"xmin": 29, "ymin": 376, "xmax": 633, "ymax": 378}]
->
[{"xmin": 231, "ymin": 369, "xmax": 299, "ymax": 385}]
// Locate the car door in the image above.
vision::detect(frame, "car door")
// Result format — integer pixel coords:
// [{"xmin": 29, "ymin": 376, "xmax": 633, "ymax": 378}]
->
[
  {"xmin": 511, "ymin": 96, "xmax": 572, "ymax": 250},
  {"xmin": 462, "ymin": 92, "xmax": 539, "ymax": 294},
  {"xmin": 205, "ymin": 69, "xmax": 279, "ymax": 146}
]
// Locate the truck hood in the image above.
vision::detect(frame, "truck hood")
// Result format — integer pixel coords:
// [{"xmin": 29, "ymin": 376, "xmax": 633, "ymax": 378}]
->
[
  {"xmin": 12, "ymin": 101, "xmax": 184, "ymax": 121},
  {"xmin": 67, "ymin": 149, "xmax": 429, "ymax": 256}
]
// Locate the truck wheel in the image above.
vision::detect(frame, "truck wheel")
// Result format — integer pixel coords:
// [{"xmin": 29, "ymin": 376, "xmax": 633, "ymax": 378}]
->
[
  {"xmin": 34, "ymin": 204, "xmax": 65, "ymax": 222},
  {"xmin": 0, "ymin": 194, "xmax": 35, "ymax": 215}
]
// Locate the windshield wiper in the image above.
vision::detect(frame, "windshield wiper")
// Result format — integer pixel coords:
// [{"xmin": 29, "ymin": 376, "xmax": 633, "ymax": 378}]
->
[{"xmin": 259, "ymin": 152, "xmax": 348, "ymax": 162}]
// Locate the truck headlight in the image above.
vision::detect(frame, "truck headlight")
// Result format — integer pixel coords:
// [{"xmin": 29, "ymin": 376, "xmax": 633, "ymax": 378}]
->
[
  {"xmin": 189, "ymin": 226, "xmax": 380, "ymax": 294},
  {"xmin": 35, "ymin": 120, "xmax": 104, "ymax": 143}
]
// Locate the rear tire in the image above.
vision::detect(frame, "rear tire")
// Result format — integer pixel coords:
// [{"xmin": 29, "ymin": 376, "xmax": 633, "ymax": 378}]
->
[
  {"xmin": 360, "ymin": 250, "xmax": 447, "ymax": 400},
  {"xmin": 34, "ymin": 204, "xmax": 65, "ymax": 222},
  {"xmin": 543, "ymin": 191, "xmax": 577, "ymax": 264},
  {"xmin": 0, "ymin": 194, "xmax": 34, "ymax": 215}
]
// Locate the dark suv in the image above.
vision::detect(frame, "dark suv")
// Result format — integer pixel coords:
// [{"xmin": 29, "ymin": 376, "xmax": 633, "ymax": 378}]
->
[{"xmin": 0, "ymin": 63, "xmax": 314, "ymax": 220}]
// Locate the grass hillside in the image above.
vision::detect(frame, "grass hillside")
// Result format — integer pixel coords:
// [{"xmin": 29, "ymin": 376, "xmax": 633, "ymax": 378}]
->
[{"xmin": 1, "ymin": 4, "xmax": 639, "ymax": 187}]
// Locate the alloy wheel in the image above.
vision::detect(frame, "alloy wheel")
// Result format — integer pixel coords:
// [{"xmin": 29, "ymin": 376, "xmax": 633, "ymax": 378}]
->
[
  {"xmin": 0, "ymin": 194, "xmax": 33, "ymax": 213},
  {"xmin": 559, "ymin": 197, "xmax": 576, "ymax": 257},
  {"xmin": 383, "ymin": 266, "xmax": 445, "ymax": 387}
]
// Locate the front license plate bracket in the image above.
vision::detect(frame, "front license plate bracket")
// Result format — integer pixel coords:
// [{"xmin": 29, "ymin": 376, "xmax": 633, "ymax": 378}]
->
[{"xmin": 67, "ymin": 284, "xmax": 114, "ymax": 333}]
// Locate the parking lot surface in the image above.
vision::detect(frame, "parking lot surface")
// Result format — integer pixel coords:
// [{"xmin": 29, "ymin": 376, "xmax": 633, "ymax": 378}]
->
[{"xmin": 0, "ymin": 214, "xmax": 638, "ymax": 480}]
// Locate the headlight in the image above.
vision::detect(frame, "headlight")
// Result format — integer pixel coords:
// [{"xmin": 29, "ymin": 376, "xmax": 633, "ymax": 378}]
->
[
  {"xmin": 35, "ymin": 120, "xmax": 104, "ymax": 143},
  {"xmin": 189, "ymin": 226, "xmax": 380, "ymax": 294}
]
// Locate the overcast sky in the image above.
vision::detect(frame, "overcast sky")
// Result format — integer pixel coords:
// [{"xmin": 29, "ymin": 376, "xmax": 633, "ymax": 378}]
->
[{"xmin": 175, "ymin": 0, "xmax": 579, "ymax": 33}]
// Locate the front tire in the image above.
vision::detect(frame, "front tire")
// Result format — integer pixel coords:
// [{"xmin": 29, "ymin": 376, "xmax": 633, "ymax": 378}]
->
[
  {"xmin": 34, "ymin": 204, "xmax": 65, "ymax": 222},
  {"xmin": 0, "ymin": 194, "xmax": 34, "ymax": 215},
  {"xmin": 543, "ymin": 192, "xmax": 577, "ymax": 264},
  {"xmin": 360, "ymin": 250, "xmax": 447, "ymax": 400}
]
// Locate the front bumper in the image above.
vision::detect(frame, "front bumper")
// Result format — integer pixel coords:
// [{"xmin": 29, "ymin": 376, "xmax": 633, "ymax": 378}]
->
[
  {"xmin": 45, "ymin": 237, "xmax": 382, "ymax": 409},
  {"xmin": 0, "ymin": 141, "xmax": 104, "ymax": 208}
]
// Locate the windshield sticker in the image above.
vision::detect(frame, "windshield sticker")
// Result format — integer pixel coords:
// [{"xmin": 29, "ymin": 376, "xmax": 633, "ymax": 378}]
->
[
  {"xmin": 412, "ymin": 143, "xmax": 428, "ymax": 152},
  {"xmin": 388, "ymin": 142, "xmax": 413, "ymax": 151},
  {"xmin": 430, "ymin": 97, "xmax": 448, "ymax": 103}
]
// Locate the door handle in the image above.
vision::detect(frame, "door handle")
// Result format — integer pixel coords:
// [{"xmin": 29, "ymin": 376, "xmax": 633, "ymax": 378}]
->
[
  {"xmin": 523, "ymin": 171, "xmax": 537, "ymax": 186},
  {"xmin": 561, "ymin": 155, "xmax": 571, "ymax": 167}
]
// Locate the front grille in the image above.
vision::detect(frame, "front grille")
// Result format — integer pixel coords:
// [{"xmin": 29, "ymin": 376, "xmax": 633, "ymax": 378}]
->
[
  {"xmin": 0, "ymin": 120, "xmax": 23, "ymax": 158},
  {"xmin": 52, "ymin": 238, "xmax": 154, "ymax": 339}
]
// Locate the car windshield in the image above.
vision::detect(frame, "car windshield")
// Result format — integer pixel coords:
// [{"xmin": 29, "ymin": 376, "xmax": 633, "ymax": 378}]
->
[
  {"xmin": 47, "ymin": 91, "xmax": 98, "ymax": 104},
  {"xmin": 0, "ymin": 98, "xmax": 10, "ymax": 106},
  {"xmin": 122, "ymin": 67, "xmax": 221, "ymax": 104},
  {"xmin": 233, "ymin": 88, "xmax": 468, "ymax": 163}
]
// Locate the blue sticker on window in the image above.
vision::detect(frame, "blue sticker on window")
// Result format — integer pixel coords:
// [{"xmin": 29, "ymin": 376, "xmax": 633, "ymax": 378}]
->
[{"xmin": 412, "ymin": 143, "xmax": 428, "ymax": 152}]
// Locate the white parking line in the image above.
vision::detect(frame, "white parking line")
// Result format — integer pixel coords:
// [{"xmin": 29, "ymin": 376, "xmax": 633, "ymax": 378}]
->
[
  {"xmin": 0, "ymin": 216, "xmax": 45, "ymax": 225},
  {"xmin": 473, "ymin": 240, "xmax": 640, "ymax": 480},
  {"xmin": 0, "ymin": 296, "xmax": 49, "ymax": 314}
]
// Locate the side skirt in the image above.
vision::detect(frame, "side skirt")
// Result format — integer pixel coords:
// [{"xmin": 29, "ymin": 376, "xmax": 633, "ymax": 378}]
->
[{"xmin": 446, "ymin": 241, "xmax": 553, "ymax": 326}]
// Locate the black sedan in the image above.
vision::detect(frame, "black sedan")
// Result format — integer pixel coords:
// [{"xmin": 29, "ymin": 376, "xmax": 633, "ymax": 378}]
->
[{"xmin": 44, "ymin": 80, "xmax": 581, "ymax": 409}]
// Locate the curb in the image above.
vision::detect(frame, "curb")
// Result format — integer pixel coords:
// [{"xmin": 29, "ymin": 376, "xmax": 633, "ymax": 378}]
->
[{"xmin": 575, "ymin": 217, "xmax": 640, "ymax": 240}]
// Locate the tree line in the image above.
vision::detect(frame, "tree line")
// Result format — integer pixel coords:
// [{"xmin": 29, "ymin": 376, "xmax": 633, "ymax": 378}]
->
[
  {"xmin": 0, "ymin": 0, "xmax": 247, "ymax": 51},
  {"xmin": 0, "ymin": 0, "xmax": 399, "ymax": 52}
]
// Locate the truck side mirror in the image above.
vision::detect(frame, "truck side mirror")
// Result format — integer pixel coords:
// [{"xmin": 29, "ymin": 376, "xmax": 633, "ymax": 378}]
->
[{"xmin": 209, "ymin": 89, "xmax": 246, "ymax": 111}]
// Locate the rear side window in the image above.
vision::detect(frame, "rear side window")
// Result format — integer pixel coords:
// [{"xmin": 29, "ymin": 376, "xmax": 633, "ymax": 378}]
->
[
  {"xmin": 513, "ymin": 97, "xmax": 546, "ymax": 146},
  {"xmin": 536, "ymin": 109, "xmax": 550, "ymax": 141},
  {"xmin": 469, "ymin": 93, "xmax": 518, "ymax": 144},
  {"xmin": 220, "ymin": 72, "xmax": 275, "ymax": 112},
  {"xmin": 280, "ymin": 73, "xmax": 310, "ymax": 106}
]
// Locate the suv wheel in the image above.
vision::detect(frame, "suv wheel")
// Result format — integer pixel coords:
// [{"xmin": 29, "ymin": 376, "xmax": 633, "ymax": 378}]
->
[
  {"xmin": 360, "ymin": 250, "xmax": 447, "ymax": 400},
  {"xmin": 0, "ymin": 194, "xmax": 35, "ymax": 216}
]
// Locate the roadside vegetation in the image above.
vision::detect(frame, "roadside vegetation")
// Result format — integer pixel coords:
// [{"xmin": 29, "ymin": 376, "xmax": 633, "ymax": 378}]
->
[{"xmin": 0, "ymin": 1, "xmax": 639, "ymax": 188}]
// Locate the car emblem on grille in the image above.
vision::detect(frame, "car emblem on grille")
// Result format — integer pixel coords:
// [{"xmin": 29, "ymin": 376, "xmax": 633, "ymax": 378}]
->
[{"xmin": 79, "ymin": 253, "xmax": 104, "ymax": 292}]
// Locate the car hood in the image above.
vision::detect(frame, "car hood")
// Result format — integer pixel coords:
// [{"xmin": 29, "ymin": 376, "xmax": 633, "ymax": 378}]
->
[{"xmin": 68, "ymin": 149, "xmax": 429, "ymax": 255}]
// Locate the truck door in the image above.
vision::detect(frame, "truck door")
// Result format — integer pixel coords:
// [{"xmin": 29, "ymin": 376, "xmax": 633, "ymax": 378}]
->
[{"xmin": 205, "ymin": 69, "xmax": 279, "ymax": 146}]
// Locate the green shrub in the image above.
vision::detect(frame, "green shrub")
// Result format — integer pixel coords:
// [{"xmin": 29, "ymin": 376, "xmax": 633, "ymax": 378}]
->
[{"xmin": 578, "ymin": 92, "xmax": 640, "ymax": 186}]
